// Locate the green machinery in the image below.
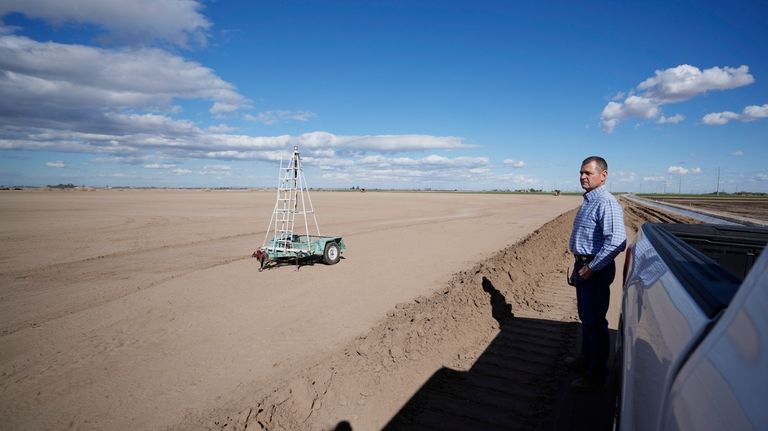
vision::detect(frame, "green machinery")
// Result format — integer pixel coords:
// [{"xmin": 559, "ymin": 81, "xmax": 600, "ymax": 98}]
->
[{"xmin": 252, "ymin": 146, "xmax": 346, "ymax": 271}]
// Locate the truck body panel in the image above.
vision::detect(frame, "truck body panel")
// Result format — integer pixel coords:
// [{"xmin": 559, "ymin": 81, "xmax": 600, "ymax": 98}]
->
[
  {"xmin": 621, "ymin": 229, "xmax": 710, "ymax": 431},
  {"xmin": 619, "ymin": 223, "xmax": 768, "ymax": 431},
  {"xmin": 662, "ymin": 248, "xmax": 768, "ymax": 430}
]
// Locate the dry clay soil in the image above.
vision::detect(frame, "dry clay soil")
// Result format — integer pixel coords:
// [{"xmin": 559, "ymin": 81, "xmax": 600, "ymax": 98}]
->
[{"xmin": 0, "ymin": 190, "xmax": 674, "ymax": 430}]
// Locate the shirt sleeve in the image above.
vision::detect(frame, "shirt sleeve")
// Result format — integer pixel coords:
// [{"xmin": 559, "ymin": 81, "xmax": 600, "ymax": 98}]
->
[{"xmin": 589, "ymin": 198, "xmax": 627, "ymax": 271}]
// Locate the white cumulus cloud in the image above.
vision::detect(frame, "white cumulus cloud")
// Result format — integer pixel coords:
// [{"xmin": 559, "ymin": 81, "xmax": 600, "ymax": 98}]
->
[
  {"xmin": 601, "ymin": 64, "xmax": 754, "ymax": 132},
  {"xmin": 702, "ymin": 104, "xmax": 768, "ymax": 125},
  {"xmin": 657, "ymin": 114, "xmax": 685, "ymax": 124},
  {"xmin": 0, "ymin": 0, "xmax": 210, "ymax": 47},
  {"xmin": 245, "ymin": 110, "xmax": 317, "ymax": 125},
  {"xmin": 144, "ymin": 163, "xmax": 176, "ymax": 169},
  {"xmin": 311, "ymin": 153, "xmax": 503, "ymax": 188},
  {"xmin": 503, "ymin": 159, "xmax": 526, "ymax": 168},
  {"xmin": 295, "ymin": 132, "xmax": 474, "ymax": 153},
  {"xmin": 207, "ymin": 124, "xmax": 236, "ymax": 133},
  {"xmin": 613, "ymin": 171, "xmax": 637, "ymax": 182},
  {"xmin": 668, "ymin": 166, "xmax": 702, "ymax": 175},
  {"xmin": 354, "ymin": 155, "xmax": 489, "ymax": 175},
  {"xmin": 46, "ymin": 160, "xmax": 65, "ymax": 168},
  {"xmin": 702, "ymin": 111, "xmax": 740, "ymax": 125},
  {"xmin": 743, "ymin": 103, "xmax": 768, "ymax": 119},
  {"xmin": 199, "ymin": 164, "xmax": 232, "ymax": 175},
  {"xmin": 637, "ymin": 64, "xmax": 754, "ymax": 101},
  {"xmin": 0, "ymin": 34, "xmax": 248, "ymax": 132},
  {"xmin": 0, "ymin": 119, "xmax": 473, "ymax": 164}
]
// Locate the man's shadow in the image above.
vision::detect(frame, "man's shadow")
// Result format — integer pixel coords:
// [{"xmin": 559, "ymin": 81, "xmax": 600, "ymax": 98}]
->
[
  {"xmin": 381, "ymin": 276, "xmax": 578, "ymax": 430},
  {"xmin": 482, "ymin": 276, "xmax": 514, "ymax": 324},
  {"xmin": 333, "ymin": 276, "xmax": 618, "ymax": 431},
  {"xmin": 258, "ymin": 255, "xmax": 346, "ymax": 271}
]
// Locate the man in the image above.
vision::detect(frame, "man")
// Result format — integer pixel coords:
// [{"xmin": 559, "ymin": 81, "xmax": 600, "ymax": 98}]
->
[{"xmin": 568, "ymin": 156, "xmax": 626, "ymax": 390}]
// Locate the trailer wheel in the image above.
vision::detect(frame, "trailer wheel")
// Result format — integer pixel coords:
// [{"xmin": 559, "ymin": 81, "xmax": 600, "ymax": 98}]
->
[{"xmin": 323, "ymin": 242, "xmax": 341, "ymax": 265}]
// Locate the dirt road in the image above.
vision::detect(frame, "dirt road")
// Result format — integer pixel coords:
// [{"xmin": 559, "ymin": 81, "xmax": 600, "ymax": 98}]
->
[
  {"xmin": 650, "ymin": 197, "xmax": 768, "ymax": 225},
  {"xmin": 0, "ymin": 190, "xmax": 580, "ymax": 430}
]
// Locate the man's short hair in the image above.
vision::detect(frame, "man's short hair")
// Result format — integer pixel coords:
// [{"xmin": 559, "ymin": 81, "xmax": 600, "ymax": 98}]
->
[{"xmin": 582, "ymin": 156, "xmax": 608, "ymax": 172}]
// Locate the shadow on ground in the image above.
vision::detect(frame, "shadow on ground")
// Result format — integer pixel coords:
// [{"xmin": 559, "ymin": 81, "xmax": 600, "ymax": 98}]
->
[
  {"xmin": 256, "ymin": 255, "xmax": 346, "ymax": 271},
  {"xmin": 334, "ymin": 277, "xmax": 618, "ymax": 431}
]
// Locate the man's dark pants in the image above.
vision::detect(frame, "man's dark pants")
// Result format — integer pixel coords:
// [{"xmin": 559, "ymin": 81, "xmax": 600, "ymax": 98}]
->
[{"xmin": 574, "ymin": 259, "xmax": 615, "ymax": 382}]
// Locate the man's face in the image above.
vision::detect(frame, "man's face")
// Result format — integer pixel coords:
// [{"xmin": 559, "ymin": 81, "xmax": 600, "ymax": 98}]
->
[{"xmin": 579, "ymin": 161, "xmax": 607, "ymax": 192}]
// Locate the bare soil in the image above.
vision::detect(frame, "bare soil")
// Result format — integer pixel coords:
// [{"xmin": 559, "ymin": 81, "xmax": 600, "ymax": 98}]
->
[
  {"xmin": 176, "ymin": 197, "xmax": 697, "ymax": 430},
  {"xmin": 0, "ymin": 190, "xmax": 701, "ymax": 431},
  {"xmin": 0, "ymin": 190, "xmax": 577, "ymax": 430}
]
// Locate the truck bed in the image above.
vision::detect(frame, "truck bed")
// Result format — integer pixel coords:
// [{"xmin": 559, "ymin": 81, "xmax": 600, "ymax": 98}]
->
[
  {"xmin": 618, "ymin": 223, "xmax": 768, "ymax": 431},
  {"xmin": 659, "ymin": 224, "xmax": 767, "ymax": 279},
  {"xmin": 640, "ymin": 223, "xmax": 768, "ymax": 318}
]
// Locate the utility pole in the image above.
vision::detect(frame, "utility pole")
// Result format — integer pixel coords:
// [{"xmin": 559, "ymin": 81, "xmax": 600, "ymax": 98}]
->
[
  {"xmin": 678, "ymin": 176, "xmax": 682, "ymax": 194},
  {"xmin": 716, "ymin": 167, "xmax": 721, "ymax": 196}
]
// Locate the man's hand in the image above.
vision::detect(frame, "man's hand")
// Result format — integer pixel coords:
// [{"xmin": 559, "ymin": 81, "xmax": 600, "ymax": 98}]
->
[{"xmin": 579, "ymin": 265, "xmax": 594, "ymax": 280}]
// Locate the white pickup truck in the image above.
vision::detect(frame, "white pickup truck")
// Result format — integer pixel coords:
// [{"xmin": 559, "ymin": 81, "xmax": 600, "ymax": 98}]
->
[{"xmin": 618, "ymin": 223, "xmax": 768, "ymax": 430}]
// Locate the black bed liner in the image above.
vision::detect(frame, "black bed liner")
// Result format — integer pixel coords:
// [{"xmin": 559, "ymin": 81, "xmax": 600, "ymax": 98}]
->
[{"xmin": 642, "ymin": 223, "xmax": 768, "ymax": 318}]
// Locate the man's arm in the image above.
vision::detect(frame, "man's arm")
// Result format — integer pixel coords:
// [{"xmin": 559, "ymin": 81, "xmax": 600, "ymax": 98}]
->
[
  {"xmin": 580, "ymin": 199, "xmax": 627, "ymax": 278},
  {"xmin": 591, "ymin": 198, "xmax": 626, "ymax": 271}
]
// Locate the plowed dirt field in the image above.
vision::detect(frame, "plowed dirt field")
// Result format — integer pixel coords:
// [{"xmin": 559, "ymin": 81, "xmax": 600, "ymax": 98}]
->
[
  {"xmin": 0, "ymin": 190, "xmax": 693, "ymax": 430},
  {"xmin": 651, "ymin": 197, "xmax": 768, "ymax": 223}
]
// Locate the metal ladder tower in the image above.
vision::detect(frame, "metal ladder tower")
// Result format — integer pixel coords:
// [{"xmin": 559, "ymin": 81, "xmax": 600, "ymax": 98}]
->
[{"xmin": 263, "ymin": 146, "xmax": 320, "ymax": 252}]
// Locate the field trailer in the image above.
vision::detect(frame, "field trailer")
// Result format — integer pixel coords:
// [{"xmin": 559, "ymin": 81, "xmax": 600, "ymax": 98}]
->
[
  {"xmin": 253, "ymin": 234, "xmax": 346, "ymax": 271},
  {"xmin": 252, "ymin": 145, "xmax": 346, "ymax": 271}
]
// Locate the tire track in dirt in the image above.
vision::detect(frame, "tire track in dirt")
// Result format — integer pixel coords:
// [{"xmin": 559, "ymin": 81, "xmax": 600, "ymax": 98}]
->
[
  {"xmin": 621, "ymin": 197, "xmax": 699, "ymax": 228},
  {"xmin": 652, "ymin": 198, "xmax": 768, "ymax": 221},
  {"xmin": 0, "ymin": 230, "xmax": 261, "ymax": 279},
  {"xmin": 1, "ymin": 201, "xmax": 492, "ymax": 283},
  {"xmin": 0, "ymin": 205, "xmax": 509, "ymax": 337},
  {"xmin": 0, "ymin": 234, "xmax": 257, "ymax": 336}
]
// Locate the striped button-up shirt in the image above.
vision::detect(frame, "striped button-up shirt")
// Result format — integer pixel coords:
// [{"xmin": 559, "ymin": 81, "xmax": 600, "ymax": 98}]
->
[{"xmin": 569, "ymin": 185, "xmax": 627, "ymax": 271}]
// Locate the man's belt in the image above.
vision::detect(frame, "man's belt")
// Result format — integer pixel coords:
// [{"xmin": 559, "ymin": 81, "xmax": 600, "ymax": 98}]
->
[{"xmin": 574, "ymin": 255, "xmax": 594, "ymax": 263}]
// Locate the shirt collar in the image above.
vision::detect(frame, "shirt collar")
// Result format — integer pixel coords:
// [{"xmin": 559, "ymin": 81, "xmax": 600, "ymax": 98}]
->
[{"xmin": 582, "ymin": 185, "xmax": 606, "ymax": 202}]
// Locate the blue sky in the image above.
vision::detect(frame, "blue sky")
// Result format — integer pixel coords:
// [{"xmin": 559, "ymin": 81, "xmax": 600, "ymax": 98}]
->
[{"xmin": 1, "ymin": 0, "xmax": 766, "ymax": 192}]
